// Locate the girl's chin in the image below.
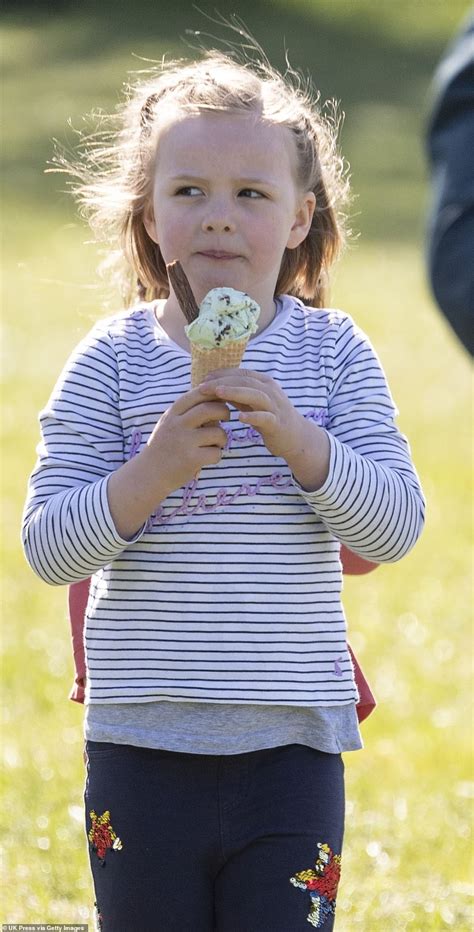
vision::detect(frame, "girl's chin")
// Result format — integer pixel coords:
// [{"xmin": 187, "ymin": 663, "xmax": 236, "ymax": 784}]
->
[{"xmin": 192, "ymin": 272, "xmax": 247, "ymax": 301}]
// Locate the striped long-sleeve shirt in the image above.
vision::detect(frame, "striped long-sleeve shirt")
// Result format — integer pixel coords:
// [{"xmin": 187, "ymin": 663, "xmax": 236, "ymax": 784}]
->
[{"xmin": 22, "ymin": 296, "xmax": 425, "ymax": 707}]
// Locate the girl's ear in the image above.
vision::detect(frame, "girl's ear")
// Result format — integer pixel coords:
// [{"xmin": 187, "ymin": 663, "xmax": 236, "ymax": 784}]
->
[
  {"xmin": 286, "ymin": 192, "xmax": 316, "ymax": 250},
  {"xmin": 143, "ymin": 203, "xmax": 159, "ymax": 245}
]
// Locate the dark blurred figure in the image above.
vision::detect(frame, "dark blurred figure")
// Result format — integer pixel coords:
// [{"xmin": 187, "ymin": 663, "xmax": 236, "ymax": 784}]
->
[{"xmin": 426, "ymin": 13, "xmax": 474, "ymax": 355}]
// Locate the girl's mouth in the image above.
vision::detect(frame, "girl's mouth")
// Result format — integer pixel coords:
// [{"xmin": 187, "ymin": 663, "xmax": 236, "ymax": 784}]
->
[{"xmin": 197, "ymin": 251, "xmax": 241, "ymax": 260}]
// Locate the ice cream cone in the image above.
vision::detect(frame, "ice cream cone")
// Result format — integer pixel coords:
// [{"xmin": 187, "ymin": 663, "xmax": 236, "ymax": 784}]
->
[
  {"xmin": 164, "ymin": 262, "xmax": 260, "ymax": 477},
  {"xmin": 190, "ymin": 337, "xmax": 250, "ymax": 387},
  {"xmin": 166, "ymin": 263, "xmax": 259, "ymax": 381}
]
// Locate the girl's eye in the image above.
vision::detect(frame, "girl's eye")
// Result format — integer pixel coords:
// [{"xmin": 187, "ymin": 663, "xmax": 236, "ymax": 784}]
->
[
  {"xmin": 175, "ymin": 186, "xmax": 203, "ymax": 197},
  {"xmin": 238, "ymin": 188, "xmax": 265, "ymax": 199}
]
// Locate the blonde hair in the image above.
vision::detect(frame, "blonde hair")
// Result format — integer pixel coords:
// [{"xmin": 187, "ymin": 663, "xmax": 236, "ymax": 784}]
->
[{"xmin": 54, "ymin": 47, "xmax": 350, "ymax": 307}]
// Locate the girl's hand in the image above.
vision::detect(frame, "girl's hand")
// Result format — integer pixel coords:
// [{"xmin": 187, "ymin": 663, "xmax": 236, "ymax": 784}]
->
[
  {"xmin": 199, "ymin": 369, "xmax": 330, "ymax": 491},
  {"xmin": 199, "ymin": 369, "xmax": 306, "ymax": 461},
  {"xmin": 107, "ymin": 388, "xmax": 230, "ymax": 540},
  {"xmin": 146, "ymin": 388, "xmax": 231, "ymax": 494}
]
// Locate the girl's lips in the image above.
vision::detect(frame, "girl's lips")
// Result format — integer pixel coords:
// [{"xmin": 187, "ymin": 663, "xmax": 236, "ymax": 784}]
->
[{"xmin": 196, "ymin": 251, "xmax": 241, "ymax": 260}]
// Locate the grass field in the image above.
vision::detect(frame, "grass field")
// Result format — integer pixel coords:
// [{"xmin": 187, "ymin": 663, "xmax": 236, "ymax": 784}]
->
[{"xmin": 1, "ymin": 1, "xmax": 472, "ymax": 928}]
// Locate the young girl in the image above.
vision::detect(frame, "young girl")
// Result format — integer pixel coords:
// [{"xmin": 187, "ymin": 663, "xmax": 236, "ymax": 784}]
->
[{"xmin": 22, "ymin": 47, "xmax": 425, "ymax": 932}]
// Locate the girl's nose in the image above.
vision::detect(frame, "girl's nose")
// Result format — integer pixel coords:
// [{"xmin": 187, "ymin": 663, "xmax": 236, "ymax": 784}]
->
[{"xmin": 201, "ymin": 202, "xmax": 236, "ymax": 234}]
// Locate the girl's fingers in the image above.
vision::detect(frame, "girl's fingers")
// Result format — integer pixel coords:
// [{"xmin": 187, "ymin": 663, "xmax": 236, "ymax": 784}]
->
[
  {"xmin": 238, "ymin": 410, "xmax": 277, "ymax": 431},
  {"xmin": 198, "ymin": 425, "xmax": 229, "ymax": 448},
  {"xmin": 198, "ymin": 445, "xmax": 225, "ymax": 468},
  {"xmin": 182, "ymin": 401, "xmax": 231, "ymax": 426},
  {"xmin": 208, "ymin": 385, "xmax": 272, "ymax": 411},
  {"xmin": 199, "ymin": 373, "xmax": 271, "ymax": 398},
  {"xmin": 202, "ymin": 368, "xmax": 269, "ymax": 383},
  {"xmin": 172, "ymin": 386, "xmax": 228, "ymax": 415}
]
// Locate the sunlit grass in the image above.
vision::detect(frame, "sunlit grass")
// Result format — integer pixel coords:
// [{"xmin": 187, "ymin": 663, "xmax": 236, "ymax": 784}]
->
[{"xmin": 2, "ymin": 1, "xmax": 472, "ymax": 928}]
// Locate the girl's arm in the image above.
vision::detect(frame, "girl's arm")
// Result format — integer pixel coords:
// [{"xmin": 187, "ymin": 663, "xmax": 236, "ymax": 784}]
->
[
  {"xmin": 68, "ymin": 578, "xmax": 90, "ymax": 702},
  {"xmin": 106, "ymin": 390, "xmax": 229, "ymax": 540},
  {"xmin": 22, "ymin": 324, "xmax": 228, "ymax": 583},
  {"xmin": 289, "ymin": 314, "xmax": 426, "ymax": 562},
  {"xmin": 22, "ymin": 328, "xmax": 132, "ymax": 584},
  {"xmin": 201, "ymin": 314, "xmax": 425, "ymax": 564}
]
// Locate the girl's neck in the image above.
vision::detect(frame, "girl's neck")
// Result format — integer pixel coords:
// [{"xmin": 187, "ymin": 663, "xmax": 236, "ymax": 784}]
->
[{"xmin": 154, "ymin": 301, "xmax": 189, "ymax": 351}]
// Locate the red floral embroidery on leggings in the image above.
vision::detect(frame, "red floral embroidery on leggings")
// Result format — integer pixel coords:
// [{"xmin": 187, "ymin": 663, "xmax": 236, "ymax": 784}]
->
[
  {"xmin": 290, "ymin": 842, "xmax": 341, "ymax": 927},
  {"xmin": 88, "ymin": 810, "xmax": 123, "ymax": 865}
]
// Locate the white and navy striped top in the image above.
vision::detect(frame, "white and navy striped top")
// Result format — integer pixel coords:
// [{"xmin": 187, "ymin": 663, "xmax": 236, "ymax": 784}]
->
[{"xmin": 22, "ymin": 296, "xmax": 425, "ymax": 707}]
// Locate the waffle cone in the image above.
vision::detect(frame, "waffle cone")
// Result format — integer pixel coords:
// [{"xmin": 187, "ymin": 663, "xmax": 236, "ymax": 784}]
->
[{"xmin": 190, "ymin": 337, "xmax": 249, "ymax": 387}]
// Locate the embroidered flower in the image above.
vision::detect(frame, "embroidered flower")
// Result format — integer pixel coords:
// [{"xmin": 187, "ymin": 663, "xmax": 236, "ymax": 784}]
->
[
  {"xmin": 290, "ymin": 842, "xmax": 341, "ymax": 928},
  {"xmin": 88, "ymin": 810, "xmax": 123, "ymax": 864}
]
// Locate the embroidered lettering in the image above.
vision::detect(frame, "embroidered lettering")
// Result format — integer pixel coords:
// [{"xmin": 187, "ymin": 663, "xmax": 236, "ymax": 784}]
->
[
  {"xmin": 128, "ymin": 429, "xmax": 142, "ymax": 459},
  {"xmin": 131, "ymin": 407, "xmax": 326, "ymax": 530},
  {"xmin": 306, "ymin": 408, "xmax": 330, "ymax": 428},
  {"xmin": 128, "ymin": 409, "xmax": 327, "ymax": 463},
  {"xmin": 222, "ymin": 410, "xmax": 328, "ymax": 448},
  {"xmin": 148, "ymin": 469, "xmax": 293, "ymax": 527},
  {"xmin": 215, "ymin": 487, "xmax": 237, "ymax": 507}
]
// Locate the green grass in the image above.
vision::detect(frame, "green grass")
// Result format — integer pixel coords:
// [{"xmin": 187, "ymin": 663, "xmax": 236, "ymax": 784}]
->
[{"xmin": 1, "ymin": 1, "xmax": 472, "ymax": 928}]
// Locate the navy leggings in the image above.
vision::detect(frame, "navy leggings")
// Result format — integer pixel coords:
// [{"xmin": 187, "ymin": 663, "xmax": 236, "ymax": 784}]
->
[{"xmin": 84, "ymin": 741, "xmax": 345, "ymax": 931}]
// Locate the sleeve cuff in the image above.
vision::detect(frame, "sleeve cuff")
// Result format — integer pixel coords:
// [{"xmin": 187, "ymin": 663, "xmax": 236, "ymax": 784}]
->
[
  {"xmin": 100, "ymin": 473, "xmax": 148, "ymax": 548},
  {"xmin": 291, "ymin": 430, "xmax": 341, "ymax": 504}
]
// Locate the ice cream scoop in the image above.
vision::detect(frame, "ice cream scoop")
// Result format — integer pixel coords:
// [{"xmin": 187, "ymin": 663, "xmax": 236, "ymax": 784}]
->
[
  {"xmin": 185, "ymin": 288, "xmax": 260, "ymax": 387},
  {"xmin": 184, "ymin": 288, "xmax": 260, "ymax": 349}
]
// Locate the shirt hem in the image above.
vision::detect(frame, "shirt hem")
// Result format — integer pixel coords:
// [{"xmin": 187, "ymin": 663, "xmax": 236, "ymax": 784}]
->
[
  {"xmin": 84, "ymin": 723, "xmax": 363, "ymax": 756},
  {"xmin": 85, "ymin": 694, "xmax": 359, "ymax": 707}
]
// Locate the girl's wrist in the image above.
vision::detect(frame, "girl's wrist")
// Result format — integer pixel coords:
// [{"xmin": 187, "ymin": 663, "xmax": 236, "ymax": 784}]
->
[
  {"xmin": 140, "ymin": 443, "xmax": 175, "ymax": 501},
  {"xmin": 107, "ymin": 446, "xmax": 174, "ymax": 540},
  {"xmin": 284, "ymin": 419, "xmax": 330, "ymax": 492}
]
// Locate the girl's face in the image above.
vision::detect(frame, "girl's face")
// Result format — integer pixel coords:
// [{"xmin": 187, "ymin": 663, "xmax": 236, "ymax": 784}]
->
[{"xmin": 144, "ymin": 111, "xmax": 315, "ymax": 323}]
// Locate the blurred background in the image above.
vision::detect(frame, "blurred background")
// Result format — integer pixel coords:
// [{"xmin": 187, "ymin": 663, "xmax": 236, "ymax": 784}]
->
[{"xmin": 1, "ymin": 1, "xmax": 472, "ymax": 928}]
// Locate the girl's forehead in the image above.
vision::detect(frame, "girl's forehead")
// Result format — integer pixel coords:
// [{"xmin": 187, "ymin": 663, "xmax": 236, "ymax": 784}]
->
[{"xmin": 155, "ymin": 110, "xmax": 297, "ymax": 169}]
